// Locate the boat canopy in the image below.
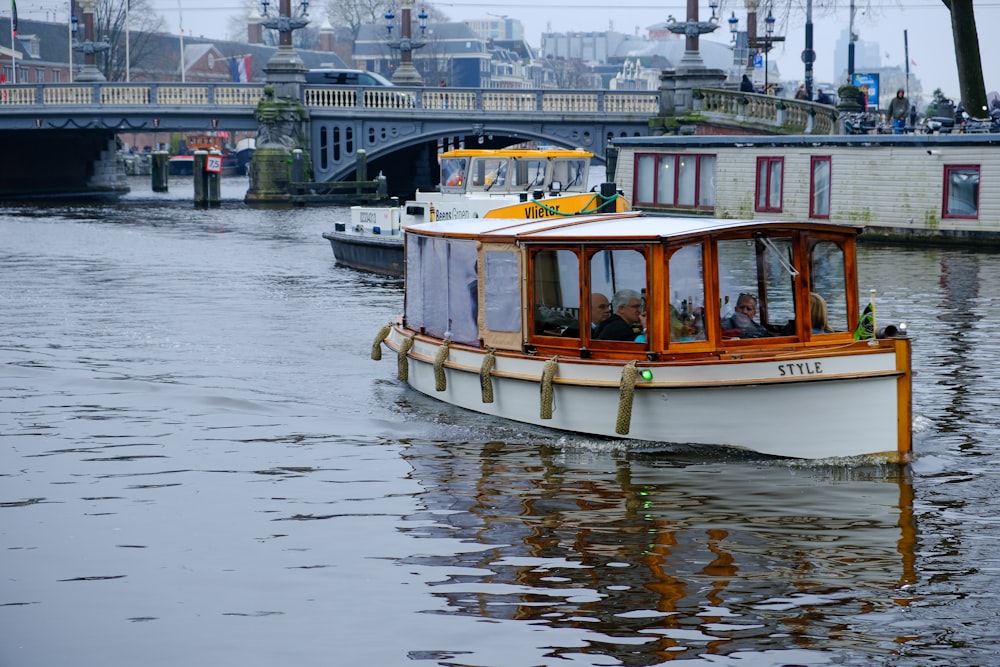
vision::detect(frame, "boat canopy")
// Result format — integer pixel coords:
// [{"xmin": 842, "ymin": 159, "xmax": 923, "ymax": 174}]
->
[{"xmin": 404, "ymin": 212, "xmax": 865, "ymax": 356}]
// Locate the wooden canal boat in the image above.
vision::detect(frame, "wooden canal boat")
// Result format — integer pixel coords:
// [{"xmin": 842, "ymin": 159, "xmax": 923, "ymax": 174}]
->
[{"xmin": 371, "ymin": 212, "xmax": 913, "ymax": 461}]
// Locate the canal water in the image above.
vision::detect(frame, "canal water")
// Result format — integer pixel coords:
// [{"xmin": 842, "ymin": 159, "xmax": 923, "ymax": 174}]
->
[{"xmin": 2, "ymin": 175, "xmax": 999, "ymax": 666}]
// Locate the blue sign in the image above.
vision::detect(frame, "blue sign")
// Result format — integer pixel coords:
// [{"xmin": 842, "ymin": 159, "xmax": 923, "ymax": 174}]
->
[
  {"xmin": 753, "ymin": 54, "xmax": 764, "ymax": 69},
  {"xmin": 852, "ymin": 73, "xmax": 880, "ymax": 108}
]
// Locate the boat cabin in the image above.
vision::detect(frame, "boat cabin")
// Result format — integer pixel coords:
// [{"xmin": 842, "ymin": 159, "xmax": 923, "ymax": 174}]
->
[
  {"xmin": 437, "ymin": 148, "xmax": 593, "ymax": 196},
  {"xmin": 404, "ymin": 213, "xmax": 865, "ymax": 358}
]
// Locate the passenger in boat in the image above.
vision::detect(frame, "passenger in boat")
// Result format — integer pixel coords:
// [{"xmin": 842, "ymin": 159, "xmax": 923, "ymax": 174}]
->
[
  {"xmin": 721, "ymin": 293, "xmax": 772, "ymax": 338},
  {"xmin": 810, "ymin": 292, "xmax": 832, "ymax": 334},
  {"xmin": 595, "ymin": 289, "xmax": 644, "ymax": 341},
  {"xmin": 634, "ymin": 309, "xmax": 648, "ymax": 343},
  {"xmin": 590, "ymin": 293, "xmax": 611, "ymax": 331}
]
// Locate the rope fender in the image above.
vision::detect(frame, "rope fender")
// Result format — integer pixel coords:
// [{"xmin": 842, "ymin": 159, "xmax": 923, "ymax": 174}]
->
[
  {"xmin": 540, "ymin": 356, "xmax": 559, "ymax": 419},
  {"xmin": 616, "ymin": 361, "xmax": 639, "ymax": 435},
  {"xmin": 396, "ymin": 334, "xmax": 415, "ymax": 381},
  {"xmin": 371, "ymin": 324, "xmax": 392, "ymax": 361},
  {"xmin": 433, "ymin": 340, "xmax": 452, "ymax": 391},
  {"xmin": 480, "ymin": 348, "xmax": 496, "ymax": 403}
]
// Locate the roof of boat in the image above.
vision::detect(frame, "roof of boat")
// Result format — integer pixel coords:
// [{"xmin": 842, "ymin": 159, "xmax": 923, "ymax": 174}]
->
[
  {"xmin": 407, "ymin": 212, "xmax": 863, "ymax": 242},
  {"xmin": 438, "ymin": 148, "xmax": 595, "ymax": 160}
]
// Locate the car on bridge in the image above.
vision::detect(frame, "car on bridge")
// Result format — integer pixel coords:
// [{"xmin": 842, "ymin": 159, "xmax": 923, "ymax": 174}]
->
[{"xmin": 305, "ymin": 69, "xmax": 395, "ymax": 87}]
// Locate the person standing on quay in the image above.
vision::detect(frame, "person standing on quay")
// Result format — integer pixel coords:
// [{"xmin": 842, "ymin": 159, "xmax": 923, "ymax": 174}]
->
[{"xmin": 887, "ymin": 88, "xmax": 910, "ymax": 133}]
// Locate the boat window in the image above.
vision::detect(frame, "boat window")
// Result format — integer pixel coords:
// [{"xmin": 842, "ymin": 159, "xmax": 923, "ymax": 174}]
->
[
  {"xmin": 809, "ymin": 240, "xmax": 848, "ymax": 334},
  {"xmin": 469, "ymin": 157, "xmax": 508, "ymax": 191},
  {"xmin": 440, "ymin": 157, "xmax": 467, "ymax": 191},
  {"xmin": 550, "ymin": 158, "xmax": 589, "ymax": 192},
  {"xmin": 668, "ymin": 243, "xmax": 707, "ymax": 342},
  {"xmin": 514, "ymin": 158, "xmax": 547, "ymax": 189},
  {"xmin": 484, "ymin": 250, "xmax": 520, "ymax": 332},
  {"xmin": 531, "ymin": 249, "xmax": 581, "ymax": 337},
  {"xmin": 717, "ymin": 236, "xmax": 796, "ymax": 339},
  {"xmin": 588, "ymin": 248, "xmax": 647, "ymax": 343},
  {"xmin": 404, "ymin": 236, "xmax": 479, "ymax": 345}
]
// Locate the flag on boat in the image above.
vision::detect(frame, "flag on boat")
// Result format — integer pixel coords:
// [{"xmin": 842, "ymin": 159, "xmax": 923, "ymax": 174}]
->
[
  {"xmin": 230, "ymin": 55, "xmax": 251, "ymax": 83},
  {"xmin": 11, "ymin": 0, "xmax": 17, "ymax": 36},
  {"xmin": 854, "ymin": 302, "xmax": 875, "ymax": 341}
]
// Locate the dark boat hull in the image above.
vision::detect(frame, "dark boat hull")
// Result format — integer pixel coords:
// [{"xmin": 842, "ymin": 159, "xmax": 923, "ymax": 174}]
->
[{"xmin": 322, "ymin": 231, "xmax": 404, "ymax": 277}]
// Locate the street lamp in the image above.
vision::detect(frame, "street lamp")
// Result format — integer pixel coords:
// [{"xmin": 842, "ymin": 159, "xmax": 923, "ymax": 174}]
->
[
  {"xmin": 763, "ymin": 10, "xmax": 774, "ymax": 91},
  {"xmin": 384, "ymin": 0, "xmax": 429, "ymax": 85},
  {"xmin": 73, "ymin": 0, "xmax": 109, "ymax": 82},
  {"xmin": 728, "ymin": 11, "xmax": 738, "ymax": 42}
]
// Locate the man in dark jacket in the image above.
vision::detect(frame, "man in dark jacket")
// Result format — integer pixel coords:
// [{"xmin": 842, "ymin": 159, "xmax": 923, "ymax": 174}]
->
[{"xmin": 595, "ymin": 289, "xmax": 643, "ymax": 341}]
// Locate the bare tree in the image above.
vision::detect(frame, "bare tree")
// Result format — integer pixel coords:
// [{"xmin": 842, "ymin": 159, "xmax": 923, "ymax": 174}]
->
[
  {"xmin": 94, "ymin": 0, "xmax": 165, "ymax": 82},
  {"xmin": 325, "ymin": 0, "xmax": 394, "ymax": 40}
]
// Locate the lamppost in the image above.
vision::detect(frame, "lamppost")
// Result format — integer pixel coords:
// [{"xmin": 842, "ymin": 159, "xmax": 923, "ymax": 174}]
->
[
  {"xmin": 259, "ymin": 0, "xmax": 310, "ymax": 95},
  {"xmin": 763, "ymin": 10, "xmax": 775, "ymax": 91},
  {"xmin": 260, "ymin": 0, "xmax": 310, "ymax": 51},
  {"xmin": 73, "ymin": 0, "xmax": 109, "ymax": 82},
  {"xmin": 666, "ymin": 0, "xmax": 720, "ymax": 68},
  {"xmin": 385, "ymin": 0, "xmax": 428, "ymax": 85}
]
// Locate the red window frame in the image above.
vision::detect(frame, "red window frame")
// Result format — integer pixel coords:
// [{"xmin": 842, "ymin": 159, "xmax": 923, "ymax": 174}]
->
[
  {"xmin": 633, "ymin": 152, "xmax": 714, "ymax": 211},
  {"xmin": 942, "ymin": 164, "xmax": 980, "ymax": 220},
  {"xmin": 755, "ymin": 156, "xmax": 784, "ymax": 213},
  {"xmin": 809, "ymin": 156, "xmax": 832, "ymax": 219}
]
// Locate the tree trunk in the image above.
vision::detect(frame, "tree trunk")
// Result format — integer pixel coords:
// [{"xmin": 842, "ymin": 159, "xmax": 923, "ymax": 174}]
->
[{"xmin": 944, "ymin": 0, "xmax": 987, "ymax": 112}]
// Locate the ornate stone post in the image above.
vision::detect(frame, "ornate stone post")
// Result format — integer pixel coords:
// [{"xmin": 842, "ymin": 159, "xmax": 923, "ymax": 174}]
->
[{"xmin": 246, "ymin": 0, "xmax": 311, "ymax": 204}]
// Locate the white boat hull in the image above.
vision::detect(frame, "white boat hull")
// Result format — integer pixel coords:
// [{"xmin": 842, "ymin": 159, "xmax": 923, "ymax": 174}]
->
[{"xmin": 384, "ymin": 326, "xmax": 910, "ymax": 461}]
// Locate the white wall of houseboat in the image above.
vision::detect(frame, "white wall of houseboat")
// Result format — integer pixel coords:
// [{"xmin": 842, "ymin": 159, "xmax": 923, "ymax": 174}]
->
[{"xmin": 613, "ymin": 135, "xmax": 1000, "ymax": 242}]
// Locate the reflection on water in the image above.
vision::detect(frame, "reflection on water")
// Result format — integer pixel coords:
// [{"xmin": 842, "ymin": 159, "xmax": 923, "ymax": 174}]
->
[
  {"xmin": 399, "ymin": 440, "xmax": 917, "ymax": 665},
  {"xmin": 2, "ymin": 195, "xmax": 1000, "ymax": 666}
]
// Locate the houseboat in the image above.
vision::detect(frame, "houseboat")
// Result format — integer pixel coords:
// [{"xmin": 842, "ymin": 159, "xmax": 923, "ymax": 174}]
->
[
  {"xmin": 609, "ymin": 133, "xmax": 1000, "ymax": 245},
  {"xmin": 323, "ymin": 147, "xmax": 628, "ymax": 276},
  {"xmin": 371, "ymin": 212, "xmax": 913, "ymax": 462}
]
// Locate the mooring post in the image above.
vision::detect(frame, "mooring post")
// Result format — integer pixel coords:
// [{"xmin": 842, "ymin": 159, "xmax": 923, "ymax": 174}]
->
[
  {"xmin": 193, "ymin": 151, "xmax": 208, "ymax": 206},
  {"xmin": 151, "ymin": 151, "xmax": 169, "ymax": 192},
  {"xmin": 206, "ymin": 150, "xmax": 221, "ymax": 207}
]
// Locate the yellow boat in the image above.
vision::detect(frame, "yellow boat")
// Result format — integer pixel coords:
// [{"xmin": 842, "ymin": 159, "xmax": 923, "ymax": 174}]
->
[{"xmin": 322, "ymin": 148, "xmax": 629, "ymax": 277}]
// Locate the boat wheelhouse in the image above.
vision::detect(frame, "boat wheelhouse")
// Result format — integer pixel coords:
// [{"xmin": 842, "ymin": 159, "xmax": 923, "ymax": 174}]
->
[
  {"xmin": 323, "ymin": 147, "xmax": 627, "ymax": 276},
  {"xmin": 374, "ymin": 212, "xmax": 913, "ymax": 461}
]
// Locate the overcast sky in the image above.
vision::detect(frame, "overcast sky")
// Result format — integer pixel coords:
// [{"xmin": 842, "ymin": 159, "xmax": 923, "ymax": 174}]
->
[{"xmin": 18, "ymin": 1, "xmax": 1000, "ymax": 103}]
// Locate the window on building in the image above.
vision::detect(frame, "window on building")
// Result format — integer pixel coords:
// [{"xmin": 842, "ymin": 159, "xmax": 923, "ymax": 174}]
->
[
  {"xmin": 633, "ymin": 153, "xmax": 717, "ymax": 210},
  {"xmin": 755, "ymin": 156, "xmax": 784, "ymax": 213},
  {"xmin": 36, "ymin": 68, "xmax": 46, "ymax": 84},
  {"xmin": 944, "ymin": 165, "xmax": 980, "ymax": 218},
  {"xmin": 810, "ymin": 156, "xmax": 831, "ymax": 218}
]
